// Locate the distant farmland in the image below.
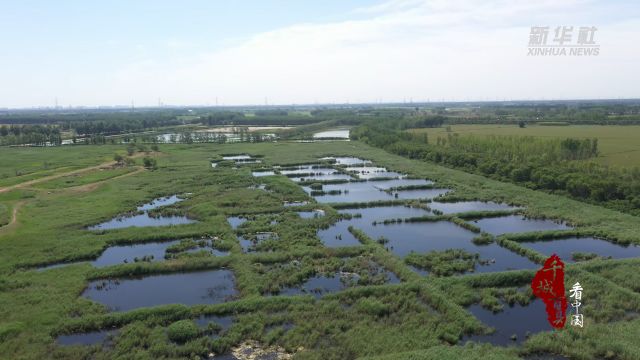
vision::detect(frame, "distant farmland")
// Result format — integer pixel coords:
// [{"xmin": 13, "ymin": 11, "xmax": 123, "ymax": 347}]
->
[{"xmin": 409, "ymin": 124, "xmax": 640, "ymax": 167}]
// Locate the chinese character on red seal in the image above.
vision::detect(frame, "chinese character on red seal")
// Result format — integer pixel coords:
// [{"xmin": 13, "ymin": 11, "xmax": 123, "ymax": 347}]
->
[{"xmin": 531, "ymin": 254, "xmax": 567, "ymax": 329}]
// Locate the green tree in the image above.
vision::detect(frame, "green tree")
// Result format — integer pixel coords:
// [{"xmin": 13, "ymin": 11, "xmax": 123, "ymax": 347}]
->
[{"xmin": 142, "ymin": 157, "xmax": 157, "ymax": 170}]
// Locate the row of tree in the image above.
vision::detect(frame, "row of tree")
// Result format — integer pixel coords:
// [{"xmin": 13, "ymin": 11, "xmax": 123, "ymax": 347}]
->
[
  {"xmin": 351, "ymin": 121, "xmax": 640, "ymax": 216},
  {"xmin": 0, "ymin": 125, "xmax": 62, "ymax": 146}
]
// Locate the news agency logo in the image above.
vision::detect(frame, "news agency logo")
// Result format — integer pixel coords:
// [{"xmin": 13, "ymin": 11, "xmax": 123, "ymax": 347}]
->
[{"xmin": 528, "ymin": 26, "xmax": 599, "ymax": 56}]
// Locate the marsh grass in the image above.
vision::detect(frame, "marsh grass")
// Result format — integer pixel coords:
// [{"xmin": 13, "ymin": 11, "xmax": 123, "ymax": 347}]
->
[
  {"xmin": 1, "ymin": 141, "xmax": 640, "ymax": 359},
  {"xmin": 405, "ymin": 249, "xmax": 481, "ymax": 277}
]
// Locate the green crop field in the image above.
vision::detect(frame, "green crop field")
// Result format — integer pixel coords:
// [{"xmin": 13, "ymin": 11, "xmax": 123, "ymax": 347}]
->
[
  {"xmin": 409, "ymin": 125, "xmax": 640, "ymax": 167},
  {"xmin": 1, "ymin": 140, "xmax": 639, "ymax": 360}
]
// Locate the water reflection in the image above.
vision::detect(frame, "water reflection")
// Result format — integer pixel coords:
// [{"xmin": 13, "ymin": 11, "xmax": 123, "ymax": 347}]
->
[
  {"xmin": 473, "ymin": 215, "xmax": 571, "ymax": 236},
  {"xmin": 360, "ymin": 221, "xmax": 538, "ymax": 273},
  {"xmin": 429, "ymin": 201, "xmax": 519, "ymax": 214},
  {"xmin": 297, "ymin": 209, "xmax": 326, "ymax": 219},
  {"xmin": 345, "ymin": 166, "xmax": 403, "ymax": 179},
  {"xmin": 91, "ymin": 240, "xmax": 180, "ymax": 268},
  {"xmin": 57, "ymin": 329, "xmax": 118, "ymax": 346},
  {"xmin": 304, "ymin": 180, "xmax": 445, "ymax": 203},
  {"xmin": 522, "ymin": 237, "xmax": 640, "ymax": 262},
  {"xmin": 83, "ymin": 270, "xmax": 237, "ymax": 311},
  {"xmin": 465, "ymin": 298, "xmax": 550, "ymax": 345},
  {"xmin": 321, "ymin": 157, "xmax": 371, "ymax": 165},
  {"xmin": 313, "ymin": 129, "xmax": 350, "ymax": 139},
  {"xmin": 252, "ymin": 170, "xmax": 275, "ymax": 177},
  {"xmin": 277, "ymin": 272, "xmax": 398, "ymax": 298},
  {"xmin": 88, "ymin": 213, "xmax": 194, "ymax": 230},
  {"xmin": 89, "ymin": 196, "xmax": 195, "ymax": 230},
  {"xmin": 227, "ymin": 216, "xmax": 247, "ymax": 229}
]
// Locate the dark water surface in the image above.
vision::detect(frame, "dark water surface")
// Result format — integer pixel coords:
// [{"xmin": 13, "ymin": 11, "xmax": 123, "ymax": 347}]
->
[
  {"xmin": 89, "ymin": 195, "xmax": 194, "ymax": 230},
  {"xmin": 473, "ymin": 215, "xmax": 571, "ymax": 235},
  {"xmin": 429, "ymin": 201, "xmax": 519, "ymax": 214},
  {"xmin": 465, "ymin": 298, "xmax": 551, "ymax": 345},
  {"xmin": 278, "ymin": 271, "xmax": 398, "ymax": 298},
  {"xmin": 322, "ymin": 156, "xmax": 371, "ymax": 165},
  {"xmin": 522, "ymin": 237, "xmax": 640, "ymax": 262},
  {"xmin": 316, "ymin": 206, "xmax": 432, "ymax": 248},
  {"xmin": 297, "ymin": 210, "xmax": 326, "ymax": 219},
  {"xmin": 345, "ymin": 166, "xmax": 403, "ymax": 179},
  {"xmin": 91, "ymin": 240, "xmax": 180, "ymax": 268},
  {"xmin": 304, "ymin": 179, "xmax": 444, "ymax": 203},
  {"xmin": 227, "ymin": 216, "xmax": 247, "ymax": 229},
  {"xmin": 57, "ymin": 329, "xmax": 118, "ymax": 346},
  {"xmin": 137, "ymin": 195, "xmax": 182, "ymax": 211},
  {"xmin": 358, "ymin": 221, "xmax": 538, "ymax": 272},
  {"xmin": 289, "ymin": 173, "xmax": 353, "ymax": 182},
  {"xmin": 83, "ymin": 270, "xmax": 237, "ymax": 311},
  {"xmin": 88, "ymin": 214, "xmax": 195, "ymax": 230}
]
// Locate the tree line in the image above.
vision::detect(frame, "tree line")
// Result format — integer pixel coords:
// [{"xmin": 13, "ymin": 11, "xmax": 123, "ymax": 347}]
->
[
  {"xmin": 0, "ymin": 125, "xmax": 62, "ymax": 146},
  {"xmin": 351, "ymin": 120, "xmax": 640, "ymax": 216}
]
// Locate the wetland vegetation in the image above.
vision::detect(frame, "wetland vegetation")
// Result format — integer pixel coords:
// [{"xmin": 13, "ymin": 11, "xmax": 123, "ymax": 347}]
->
[{"xmin": 1, "ymin": 103, "xmax": 640, "ymax": 360}]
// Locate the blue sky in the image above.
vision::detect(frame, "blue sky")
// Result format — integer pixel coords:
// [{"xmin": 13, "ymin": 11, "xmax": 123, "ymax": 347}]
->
[{"xmin": 1, "ymin": 0, "xmax": 639, "ymax": 107}]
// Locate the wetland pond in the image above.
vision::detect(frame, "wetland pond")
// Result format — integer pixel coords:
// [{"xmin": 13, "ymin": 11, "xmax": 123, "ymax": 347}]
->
[
  {"xmin": 57, "ymin": 329, "xmax": 118, "ymax": 346},
  {"xmin": 227, "ymin": 216, "xmax": 248, "ymax": 229},
  {"xmin": 360, "ymin": 221, "xmax": 539, "ymax": 273},
  {"xmin": 91, "ymin": 240, "xmax": 181, "ymax": 267},
  {"xmin": 252, "ymin": 170, "xmax": 275, "ymax": 177},
  {"xmin": 464, "ymin": 298, "xmax": 550, "ymax": 345},
  {"xmin": 428, "ymin": 201, "xmax": 520, "ymax": 214},
  {"xmin": 303, "ymin": 179, "xmax": 447, "ymax": 203},
  {"xmin": 281, "ymin": 165, "xmax": 354, "ymax": 182},
  {"xmin": 521, "ymin": 237, "xmax": 640, "ymax": 262},
  {"xmin": 345, "ymin": 166, "xmax": 403, "ymax": 179},
  {"xmin": 83, "ymin": 270, "xmax": 237, "ymax": 311},
  {"xmin": 221, "ymin": 154, "xmax": 262, "ymax": 165},
  {"xmin": 473, "ymin": 215, "xmax": 571, "ymax": 235},
  {"xmin": 277, "ymin": 271, "xmax": 400, "ymax": 298},
  {"xmin": 313, "ymin": 129, "xmax": 350, "ymax": 139},
  {"xmin": 238, "ymin": 232, "xmax": 279, "ymax": 252},
  {"xmin": 195, "ymin": 314, "xmax": 234, "ymax": 339},
  {"xmin": 88, "ymin": 195, "xmax": 195, "ymax": 230},
  {"xmin": 318, "ymin": 206, "xmax": 542, "ymax": 273},
  {"xmin": 297, "ymin": 209, "xmax": 326, "ymax": 219},
  {"xmin": 283, "ymin": 201, "xmax": 308, "ymax": 207},
  {"xmin": 40, "ymin": 239, "xmax": 226, "ymax": 270},
  {"xmin": 321, "ymin": 156, "xmax": 371, "ymax": 165},
  {"xmin": 317, "ymin": 206, "xmax": 432, "ymax": 248}
]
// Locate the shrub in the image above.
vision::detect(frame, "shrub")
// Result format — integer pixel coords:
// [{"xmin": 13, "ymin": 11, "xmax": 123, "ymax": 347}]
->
[
  {"xmin": 167, "ymin": 320, "xmax": 199, "ymax": 343},
  {"xmin": 143, "ymin": 157, "xmax": 157, "ymax": 170}
]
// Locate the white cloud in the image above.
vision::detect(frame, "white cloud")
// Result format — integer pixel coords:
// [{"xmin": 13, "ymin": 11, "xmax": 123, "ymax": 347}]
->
[{"xmin": 5, "ymin": 0, "xmax": 638, "ymax": 106}]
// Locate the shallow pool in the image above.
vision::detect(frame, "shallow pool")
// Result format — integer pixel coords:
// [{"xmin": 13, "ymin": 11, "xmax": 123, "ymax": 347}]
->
[
  {"xmin": 429, "ymin": 201, "xmax": 519, "ymax": 214},
  {"xmin": 521, "ymin": 237, "xmax": 640, "ymax": 262},
  {"xmin": 464, "ymin": 298, "xmax": 551, "ymax": 345},
  {"xmin": 91, "ymin": 240, "xmax": 181, "ymax": 268},
  {"xmin": 83, "ymin": 270, "xmax": 237, "ymax": 312},
  {"xmin": 473, "ymin": 215, "xmax": 571, "ymax": 236}
]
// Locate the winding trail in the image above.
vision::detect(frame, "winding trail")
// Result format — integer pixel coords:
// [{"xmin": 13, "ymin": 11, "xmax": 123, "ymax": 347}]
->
[
  {"xmin": 0, "ymin": 201, "xmax": 24, "ymax": 234},
  {"xmin": 0, "ymin": 152, "xmax": 152, "ymax": 194},
  {"xmin": 70, "ymin": 166, "xmax": 145, "ymax": 193},
  {"xmin": 0, "ymin": 153, "xmax": 154, "ymax": 234}
]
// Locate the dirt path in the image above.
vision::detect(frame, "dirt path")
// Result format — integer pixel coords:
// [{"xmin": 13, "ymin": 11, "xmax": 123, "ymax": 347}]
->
[
  {"xmin": 0, "ymin": 201, "xmax": 24, "ymax": 233},
  {"xmin": 70, "ymin": 166, "xmax": 145, "ymax": 193},
  {"xmin": 0, "ymin": 153, "xmax": 157, "ymax": 234},
  {"xmin": 0, "ymin": 153, "xmax": 149, "ymax": 194},
  {"xmin": 0, "ymin": 166, "xmax": 146, "ymax": 235}
]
